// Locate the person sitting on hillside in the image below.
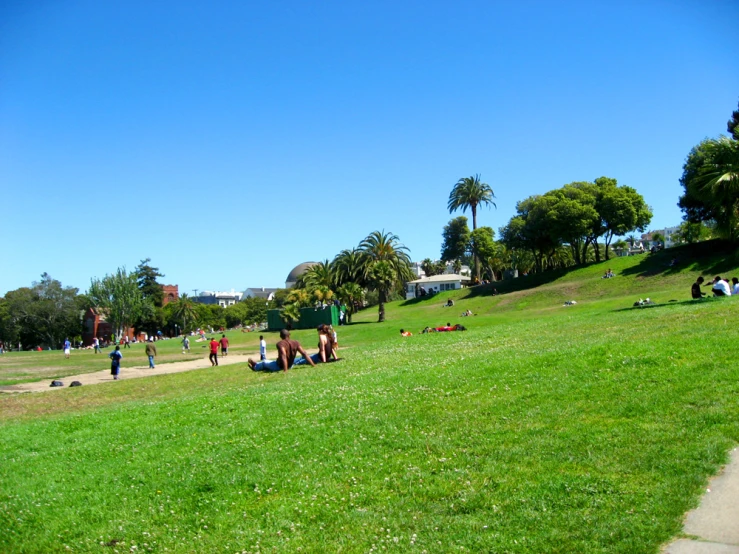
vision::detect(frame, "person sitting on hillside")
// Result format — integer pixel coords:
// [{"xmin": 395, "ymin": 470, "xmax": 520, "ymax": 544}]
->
[
  {"xmin": 491, "ymin": 288, "xmax": 499, "ymax": 296},
  {"xmin": 421, "ymin": 326, "xmax": 435, "ymax": 333},
  {"xmin": 400, "ymin": 329, "xmax": 412, "ymax": 337},
  {"xmin": 732, "ymin": 277, "xmax": 739, "ymax": 296},
  {"xmin": 691, "ymin": 276, "xmax": 706, "ymax": 299},
  {"xmin": 445, "ymin": 299, "xmax": 454, "ymax": 307},
  {"xmin": 602, "ymin": 269, "xmax": 615, "ymax": 279},
  {"xmin": 711, "ymin": 276, "xmax": 732, "ymax": 297},
  {"xmin": 461, "ymin": 309, "xmax": 473, "ymax": 316}
]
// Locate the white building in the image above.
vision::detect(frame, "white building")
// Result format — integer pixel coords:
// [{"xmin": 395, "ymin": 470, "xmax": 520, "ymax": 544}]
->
[
  {"xmin": 243, "ymin": 287, "xmax": 278, "ymax": 301},
  {"xmin": 405, "ymin": 274, "xmax": 469, "ymax": 300},
  {"xmin": 410, "ymin": 261, "xmax": 472, "ymax": 279},
  {"xmin": 195, "ymin": 289, "xmax": 243, "ymax": 307}
]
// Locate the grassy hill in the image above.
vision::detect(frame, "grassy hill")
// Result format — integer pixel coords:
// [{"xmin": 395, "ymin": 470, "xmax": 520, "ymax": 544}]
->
[{"xmin": 1, "ymin": 241, "xmax": 738, "ymax": 553}]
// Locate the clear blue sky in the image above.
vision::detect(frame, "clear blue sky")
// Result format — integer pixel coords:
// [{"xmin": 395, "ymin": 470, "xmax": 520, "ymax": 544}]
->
[{"xmin": 2, "ymin": 1, "xmax": 738, "ymax": 296}]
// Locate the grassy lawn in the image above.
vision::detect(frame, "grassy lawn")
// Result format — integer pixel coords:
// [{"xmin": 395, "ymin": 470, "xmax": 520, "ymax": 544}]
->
[{"xmin": 1, "ymin": 243, "xmax": 738, "ymax": 552}]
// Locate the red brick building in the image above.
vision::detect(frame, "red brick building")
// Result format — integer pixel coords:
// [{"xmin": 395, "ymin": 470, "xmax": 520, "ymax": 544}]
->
[{"xmin": 162, "ymin": 284, "xmax": 179, "ymax": 305}]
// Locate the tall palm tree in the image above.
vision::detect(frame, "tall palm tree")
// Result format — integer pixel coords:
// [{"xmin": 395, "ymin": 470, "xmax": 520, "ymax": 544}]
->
[
  {"xmin": 369, "ymin": 261, "xmax": 395, "ymax": 323},
  {"xmin": 359, "ymin": 230, "xmax": 414, "ymax": 321},
  {"xmin": 696, "ymin": 137, "xmax": 739, "ymax": 240},
  {"xmin": 333, "ymin": 248, "xmax": 366, "ymax": 287},
  {"xmin": 171, "ymin": 293, "xmax": 197, "ymax": 332},
  {"xmin": 302, "ymin": 259, "xmax": 336, "ymax": 291},
  {"xmin": 448, "ymin": 174, "xmax": 496, "ymax": 279}
]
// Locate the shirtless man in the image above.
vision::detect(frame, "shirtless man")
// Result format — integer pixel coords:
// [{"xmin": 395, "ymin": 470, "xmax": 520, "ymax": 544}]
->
[{"xmin": 248, "ymin": 329, "xmax": 316, "ymax": 372}]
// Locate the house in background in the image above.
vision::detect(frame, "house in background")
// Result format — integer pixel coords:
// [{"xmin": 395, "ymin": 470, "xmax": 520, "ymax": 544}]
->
[
  {"xmin": 194, "ymin": 289, "xmax": 243, "ymax": 307},
  {"xmin": 243, "ymin": 287, "xmax": 279, "ymax": 301},
  {"xmin": 81, "ymin": 308, "xmax": 134, "ymax": 346},
  {"xmin": 405, "ymin": 274, "xmax": 469, "ymax": 300}
]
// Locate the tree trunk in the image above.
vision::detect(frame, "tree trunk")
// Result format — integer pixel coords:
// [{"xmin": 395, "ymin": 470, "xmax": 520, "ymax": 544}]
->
[
  {"xmin": 472, "ymin": 205, "xmax": 481, "ymax": 281},
  {"xmin": 593, "ymin": 239, "xmax": 601, "ymax": 262}
]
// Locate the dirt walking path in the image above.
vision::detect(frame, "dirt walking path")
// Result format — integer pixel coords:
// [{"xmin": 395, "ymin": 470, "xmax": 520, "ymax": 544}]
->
[{"xmin": 0, "ymin": 352, "xmax": 264, "ymax": 394}]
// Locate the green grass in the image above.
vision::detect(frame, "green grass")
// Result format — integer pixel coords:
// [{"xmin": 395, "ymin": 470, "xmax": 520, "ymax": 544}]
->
[{"xmin": 1, "ymin": 242, "xmax": 739, "ymax": 553}]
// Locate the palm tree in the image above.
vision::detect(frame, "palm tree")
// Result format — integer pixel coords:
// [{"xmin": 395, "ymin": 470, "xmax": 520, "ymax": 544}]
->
[
  {"xmin": 336, "ymin": 282, "xmax": 364, "ymax": 324},
  {"xmin": 696, "ymin": 137, "xmax": 739, "ymax": 240},
  {"xmin": 369, "ymin": 261, "xmax": 395, "ymax": 323},
  {"xmin": 333, "ymin": 248, "xmax": 366, "ymax": 287},
  {"xmin": 279, "ymin": 303, "xmax": 301, "ymax": 330},
  {"xmin": 171, "ymin": 293, "xmax": 197, "ymax": 332},
  {"xmin": 359, "ymin": 230, "xmax": 414, "ymax": 321},
  {"xmin": 302, "ymin": 260, "xmax": 337, "ymax": 291},
  {"xmin": 626, "ymin": 234, "xmax": 637, "ymax": 248},
  {"xmin": 448, "ymin": 174, "xmax": 496, "ymax": 279}
]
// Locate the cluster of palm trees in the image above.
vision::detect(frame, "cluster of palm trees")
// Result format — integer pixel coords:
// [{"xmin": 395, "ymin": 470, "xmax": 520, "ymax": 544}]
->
[{"xmin": 288, "ymin": 230, "xmax": 415, "ymax": 323}]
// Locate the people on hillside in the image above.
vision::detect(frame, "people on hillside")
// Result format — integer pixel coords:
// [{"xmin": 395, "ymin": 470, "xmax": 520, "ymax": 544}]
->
[
  {"xmin": 711, "ymin": 276, "xmax": 732, "ymax": 297},
  {"xmin": 247, "ymin": 329, "xmax": 316, "ymax": 372},
  {"xmin": 602, "ymin": 269, "xmax": 615, "ymax": 279},
  {"xmin": 400, "ymin": 329, "xmax": 412, "ymax": 337},
  {"xmin": 461, "ymin": 309, "xmax": 473, "ymax": 316},
  {"xmin": 732, "ymin": 277, "xmax": 739, "ymax": 296},
  {"xmin": 219, "ymin": 334, "xmax": 229, "ymax": 357},
  {"xmin": 209, "ymin": 337, "xmax": 219, "ymax": 366},
  {"xmin": 145, "ymin": 337, "xmax": 157, "ymax": 368},
  {"xmin": 691, "ymin": 276, "xmax": 706, "ymax": 299},
  {"xmin": 109, "ymin": 345, "xmax": 123, "ymax": 380},
  {"xmin": 445, "ymin": 299, "xmax": 454, "ymax": 307}
]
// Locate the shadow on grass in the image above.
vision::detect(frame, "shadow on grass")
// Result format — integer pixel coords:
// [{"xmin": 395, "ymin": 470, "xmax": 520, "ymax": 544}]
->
[
  {"xmin": 619, "ymin": 240, "xmax": 739, "ymax": 279},
  {"xmin": 612, "ymin": 297, "xmax": 727, "ymax": 313}
]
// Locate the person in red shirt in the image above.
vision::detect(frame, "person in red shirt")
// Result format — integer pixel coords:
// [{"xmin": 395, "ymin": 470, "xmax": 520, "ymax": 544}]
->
[
  {"xmin": 209, "ymin": 337, "xmax": 219, "ymax": 366},
  {"xmin": 219, "ymin": 334, "xmax": 229, "ymax": 357}
]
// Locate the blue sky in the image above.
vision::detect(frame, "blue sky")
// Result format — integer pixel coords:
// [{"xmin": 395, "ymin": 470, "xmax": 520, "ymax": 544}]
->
[{"xmin": 1, "ymin": 1, "xmax": 738, "ymax": 296}]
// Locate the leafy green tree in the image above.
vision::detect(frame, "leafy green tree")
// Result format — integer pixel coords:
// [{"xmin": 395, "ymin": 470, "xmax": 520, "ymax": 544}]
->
[
  {"xmin": 421, "ymin": 258, "xmax": 442, "ymax": 277},
  {"xmin": 89, "ymin": 268, "xmax": 145, "ymax": 339},
  {"xmin": 470, "ymin": 227, "xmax": 500, "ymax": 281},
  {"xmin": 595, "ymin": 180, "xmax": 652, "ymax": 260},
  {"xmin": 440, "ymin": 216, "xmax": 471, "ymax": 264},
  {"xmin": 135, "ymin": 258, "xmax": 165, "ymax": 307},
  {"xmin": 651, "ymin": 232, "xmax": 665, "ymax": 248},
  {"xmin": 679, "ymin": 137, "xmax": 739, "ymax": 240},
  {"xmin": 336, "ymin": 282, "xmax": 364, "ymax": 323},
  {"xmin": 301, "ymin": 260, "xmax": 337, "ymax": 291},
  {"xmin": 2, "ymin": 274, "xmax": 82, "ymax": 348},
  {"xmin": 448, "ymin": 175, "xmax": 496, "ymax": 279},
  {"xmin": 673, "ymin": 222, "xmax": 713, "ymax": 244}
]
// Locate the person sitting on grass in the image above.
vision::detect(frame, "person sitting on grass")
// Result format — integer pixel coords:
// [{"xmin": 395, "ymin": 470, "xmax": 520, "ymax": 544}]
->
[
  {"xmin": 732, "ymin": 277, "xmax": 739, "ymax": 296},
  {"xmin": 445, "ymin": 299, "xmax": 454, "ymax": 307},
  {"xmin": 711, "ymin": 276, "xmax": 732, "ymax": 297},
  {"xmin": 691, "ymin": 276, "xmax": 706, "ymax": 299},
  {"xmin": 400, "ymin": 329, "xmax": 412, "ymax": 337},
  {"xmin": 248, "ymin": 329, "xmax": 316, "ymax": 372}
]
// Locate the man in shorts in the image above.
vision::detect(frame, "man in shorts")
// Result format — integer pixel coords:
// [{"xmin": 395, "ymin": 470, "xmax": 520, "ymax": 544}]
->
[
  {"xmin": 248, "ymin": 329, "xmax": 315, "ymax": 372},
  {"xmin": 219, "ymin": 334, "xmax": 229, "ymax": 357},
  {"xmin": 63, "ymin": 338, "xmax": 71, "ymax": 358}
]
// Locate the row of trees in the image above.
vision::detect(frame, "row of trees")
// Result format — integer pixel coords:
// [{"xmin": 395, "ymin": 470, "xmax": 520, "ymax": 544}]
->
[
  {"xmin": 285, "ymin": 230, "xmax": 414, "ymax": 323},
  {"xmin": 0, "ymin": 274, "xmax": 87, "ymax": 349},
  {"xmin": 678, "ymin": 100, "xmax": 739, "ymax": 241},
  {"xmin": 438, "ymin": 177, "xmax": 652, "ymax": 279}
]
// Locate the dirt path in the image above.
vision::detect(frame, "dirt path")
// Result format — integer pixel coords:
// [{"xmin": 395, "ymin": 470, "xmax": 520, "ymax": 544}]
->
[{"xmin": 0, "ymin": 352, "xmax": 261, "ymax": 394}]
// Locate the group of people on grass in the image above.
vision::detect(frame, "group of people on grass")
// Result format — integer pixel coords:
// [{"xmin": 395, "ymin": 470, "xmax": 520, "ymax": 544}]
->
[
  {"xmin": 692, "ymin": 275, "xmax": 739, "ymax": 298},
  {"xmin": 247, "ymin": 324, "xmax": 339, "ymax": 372},
  {"xmin": 399, "ymin": 323, "xmax": 467, "ymax": 336}
]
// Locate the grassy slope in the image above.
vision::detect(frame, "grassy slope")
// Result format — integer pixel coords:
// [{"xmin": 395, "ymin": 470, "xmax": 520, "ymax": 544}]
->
[{"xmin": 1, "ymin": 242, "xmax": 738, "ymax": 553}]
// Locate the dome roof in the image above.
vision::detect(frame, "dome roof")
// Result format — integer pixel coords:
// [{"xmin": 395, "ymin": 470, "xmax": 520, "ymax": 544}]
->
[{"xmin": 286, "ymin": 262, "xmax": 318, "ymax": 285}]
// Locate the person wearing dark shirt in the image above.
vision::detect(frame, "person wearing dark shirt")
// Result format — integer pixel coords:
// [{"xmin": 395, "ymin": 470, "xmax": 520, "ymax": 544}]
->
[{"xmin": 691, "ymin": 276, "xmax": 706, "ymax": 299}]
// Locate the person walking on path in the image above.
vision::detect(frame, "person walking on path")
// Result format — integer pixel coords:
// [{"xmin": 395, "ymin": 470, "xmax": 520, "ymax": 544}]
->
[
  {"xmin": 209, "ymin": 337, "xmax": 219, "ymax": 366},
  {"xmin": 145, "ymin": 337, "xmax": 157, "ymax": 368},
  {"xmin": 182, "ymin": 336, "xmax": 190, "ymax": 354},
  {"xmin": 219, "ymin": 334, "xmax": 229, "ymax": 357},
  {"xmin": 109, "ymin": 345, "xmax": 123, "ymax": 380},
  {"xmin": 63, "ymin": 338, "xmax": 71, "ymax": 359},
  {"xmin": 259, "ymin": 335, "xmax": 267, "ymax": 361},
  {"xmin": 247, "ymin": 329, "xmax": 316, "ymax": 372}
]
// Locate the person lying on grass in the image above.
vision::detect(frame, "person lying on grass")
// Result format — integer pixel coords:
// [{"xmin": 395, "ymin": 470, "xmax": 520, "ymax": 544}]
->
[{"xmin": 248, "ymin": 329, "xmax": 316, "ymax": 372}]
